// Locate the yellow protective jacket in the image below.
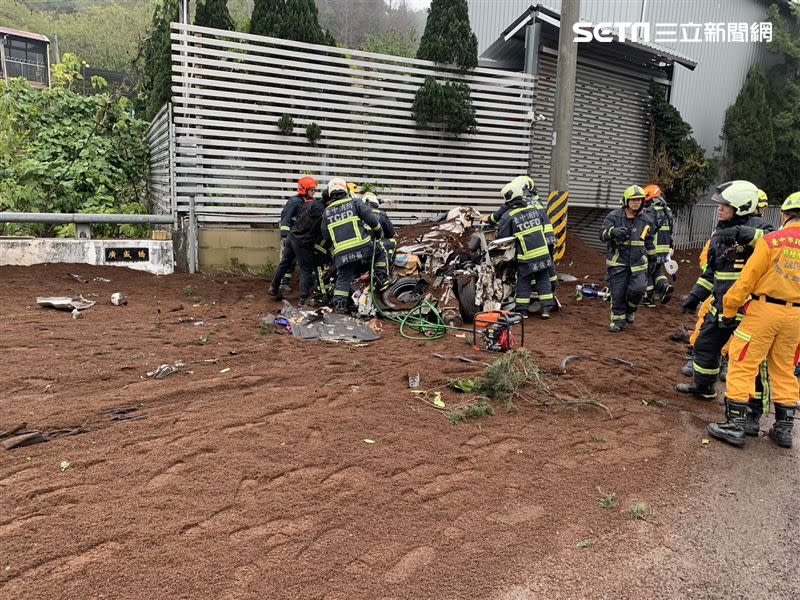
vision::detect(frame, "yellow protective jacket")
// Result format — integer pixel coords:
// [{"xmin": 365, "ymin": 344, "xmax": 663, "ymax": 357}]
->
[{"xmin": 723, "ymin": 221, "xmax": 800, "ymax": 318}]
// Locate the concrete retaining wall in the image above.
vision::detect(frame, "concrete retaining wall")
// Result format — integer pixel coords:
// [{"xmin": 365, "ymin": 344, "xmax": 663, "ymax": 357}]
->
[
  {"xmin": 198, "ymin": 227, "xmax": 281, "ymax": 273},
  {"xmin": 0, "ymin": 238, "xmax": 175, "ymax": 275}
]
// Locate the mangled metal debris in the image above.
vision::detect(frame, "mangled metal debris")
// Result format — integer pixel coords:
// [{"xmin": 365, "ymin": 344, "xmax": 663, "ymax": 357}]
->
[
  {"xmin": 281, "ymin": 302, "xmax": 379, "ymax": 343},
  {"xmin": 37, "ymin": 295, "xmax": 96, "ymax": 311}
]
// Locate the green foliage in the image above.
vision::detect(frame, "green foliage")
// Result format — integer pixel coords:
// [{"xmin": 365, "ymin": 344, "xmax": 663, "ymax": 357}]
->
[
  {"xmin": 1, "ymin": 0, "xmax": 151, "ymax": 73},
  {"xmin": 722, "ymin": 66, "xmax": 775, "ymax": 186},
  {"xmin": 597, "ymin": 487, "xmax": 617, "ymax": 509},
  {"xmin": 136, "ymin": 0, "xmax": 179, "ymax": 122},
  {"xmin": 360, "ymin": 29, "xmax": 418, "ymax": 57},
  {"xmin": 446, "ymin": 402, "xmax": 495, "ymax": 425},
  {"xmin": 195, "ymin": 0, "xmax": 235, "ymax": 31},
  {"xmin": 649, "ymin": 82, "xmax": 717, "ymax": 205},
  {"xmin": 416, "ymin": 0, "xmax": 477, "ymax": 70},
  {"xmin": 305, "ymin": 121, "xmax": 322, "ymax": 145},
  {"xmin": 277, "ymin": 113, "xmax": 294, "ymax": 134},
  {"xmin": 0, "ymin": 54, "xmax": 150, "ymax": 238},
  {"xmin": 412, "ymin": 76, "xmax": 477, "ymax": 136},
  {"xmin": 722, "ymin": 5, "xmax": 800, "ymax": 202},
  {"xmin": 250, "ymin": 0, "xmax": 336, "ymax": 45},
  {"xmin": 627, "ymin": 502, "xmax": 652, "ymax": 520}
]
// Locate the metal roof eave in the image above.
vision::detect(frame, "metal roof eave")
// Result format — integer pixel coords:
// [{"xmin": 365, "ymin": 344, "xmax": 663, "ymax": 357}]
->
[{"xmin": 483, "ymin": 3, "xmax": 698, "ymax": 71}]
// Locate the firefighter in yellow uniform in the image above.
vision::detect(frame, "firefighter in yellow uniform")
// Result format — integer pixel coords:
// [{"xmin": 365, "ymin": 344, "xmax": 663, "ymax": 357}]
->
[{"xmin": 707, "ymin": 192, "xmax": 800, "ymax": 448}]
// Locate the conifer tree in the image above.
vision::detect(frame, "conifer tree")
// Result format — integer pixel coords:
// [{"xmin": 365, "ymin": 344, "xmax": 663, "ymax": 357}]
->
[
  {"xmin": 416, "ymin": 0, "xmax": 477, "ymax": 71},
  {"xmin": 723, "ymin": 66, "xmax": 775, "ymax": 186},
  {"xmin": 136, "ymin": 0, "xmax": 180, "ymax": 121},
  {"xmin": 250, "ymin": 0, "xmax": 335, "ymax": 45},
  {"xmin": 194, "ymin": 0, "xmax": 235, "ymax": 31}
]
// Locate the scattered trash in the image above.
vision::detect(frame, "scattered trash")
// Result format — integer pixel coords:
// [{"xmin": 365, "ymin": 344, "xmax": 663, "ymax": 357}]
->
[
  {"xmin": 701, "ymin": 438, "xmax": 710, "ymax": 446},
  {"xmin": 71, "ymin": 308, "xmax": 82, "ymax": 320},
  {"xmin": 454, "ymin": 355, "xmax": 491, "ymax": 367},
  {"xmin": 169, "ymin": 305, "xmax": 184, "ymax": 312},
  {"xmin": 111, "ymin": 292, "xmax": 128, "ymax": 306},
  {"xmin": 363, "ymin": 439, "xmax": 376, "ymax": 444},
  {"xmin": 368, "ymin": 319, "xmax": 383, "ymax": 333},
  {"xmin": 147, "ymin": 361, "xmax": 185, "ymax": 379},
  {"xmin": 432, "ymin": 353, "xmax": 446, "ymax": 360},
  {"xmin": 560, "ymin": 354, "xmax": 634, "ymax": 373},
  {"xmin": 104, "ymin": 406, "xmax": 147, "ymax": 422},
  {"xmin": 1, "ymin": 432, "xmax": 48, "ymax": 450},
  {"xmin": 408, "ymin": 373, "xmax": 421, "ymax": 389},
  {"xmin": 190, "ymin": 358, "xmax": 219, "ymax": 365},
  {"xmin": 557, "ymin": 273, "xmax": 579, "ymax": 283},
  {"xmin": 193, "ymin": 321, "xmax": 205, "ymax": 327},
  {"xmin": 37, "ymin": 295, "xmax": 96, "ymax": 311},
  {"xmin": 67, "ymin": 273, "xmax": 88, "ymax": 283},
  {"xmin": 281, "ymin": 302, "xmax": 378, "ymax": 343},
  {"xmin": 94, "ymin": 277, "xmax": 111, "ymax": 283},
  {"xmin": 219, "ymin": 368, "xmax": 231, "ymax": 373},
  {"xmin": 59, "ymin": 460, "xmax": 71, "ymax": 472},
  {"xmin": 576, "ymin": 539, "xmax": 595, "ymax": 549}
]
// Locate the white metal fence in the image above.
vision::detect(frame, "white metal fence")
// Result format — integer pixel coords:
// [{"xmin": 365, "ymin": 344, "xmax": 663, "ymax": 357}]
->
[
  {"xmin": 671, "ymin": 204, "xmax": 782, "ymax": 250},
  {"xmin": 169, "ymin": 23, "xmax": 536, "ymax": 224},
  {"xmin": 146, "ymin": 102, "xmax": 174, "ymax": 220}
]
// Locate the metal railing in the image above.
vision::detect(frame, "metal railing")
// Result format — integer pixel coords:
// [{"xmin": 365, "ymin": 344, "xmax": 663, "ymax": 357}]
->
[
  {"xmin": 671, "ymin": 204, "xmax": 782, "ymax": 250},
  {"xmin": 3, "ymin": 57, "xmax": 48, "ymax": 85}
]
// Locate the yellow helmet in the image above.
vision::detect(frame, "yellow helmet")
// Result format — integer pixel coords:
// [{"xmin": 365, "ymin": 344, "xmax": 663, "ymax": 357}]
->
[
  {"xmin": 781, "ymin": 191, "xmax": 800, "ymax": 212},
  {"xmin": 711, "ymin": 180, "xmax": 759, "ymax": 216},
  {"xmin": 501, "ymin": 179, "xmax": 526, "ymax": 202},
  {"xmin": 621, "ymin": 185, "xmax": 646, "ymax": 207},
  {"xmin": 510, "ymin": 175, "xmax": 536, "ymax": 194},
  {"xmin": 757, "ymin": 189, "xmax": 768, "ymax": 208},
  {"xmin": 362, "ymin": 192, "xmax": 379, "ymax": 208},
  {"xmin": 347, "ymin": 182, "xmax": 360, "ymax": 196}
]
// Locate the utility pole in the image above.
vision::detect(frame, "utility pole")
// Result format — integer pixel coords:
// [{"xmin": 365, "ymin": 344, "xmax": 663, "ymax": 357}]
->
[{"xmin": 546, "ymin": 0, "xmax": 580, "ymax": 261}]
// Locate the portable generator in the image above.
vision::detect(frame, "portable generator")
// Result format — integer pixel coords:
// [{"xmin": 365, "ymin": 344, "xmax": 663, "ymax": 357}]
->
[{"xmin": 472, "ymin": 310, "xmax": 525, "ymax": 353}]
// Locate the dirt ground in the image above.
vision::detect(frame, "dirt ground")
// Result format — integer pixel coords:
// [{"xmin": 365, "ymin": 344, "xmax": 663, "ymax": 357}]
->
[{"xmin": 1, "ymin": 237, "xmax": 798, "ymax": 599}]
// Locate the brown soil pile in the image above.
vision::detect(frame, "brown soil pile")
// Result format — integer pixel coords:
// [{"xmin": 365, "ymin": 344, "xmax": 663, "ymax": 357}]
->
[{"xmin": 0, "ymin": 262, "xmax": 717, "ymax": 599}]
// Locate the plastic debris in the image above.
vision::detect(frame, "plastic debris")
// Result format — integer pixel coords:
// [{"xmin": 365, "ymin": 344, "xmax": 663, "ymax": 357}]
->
[
  {"xmin": 408, "ymin": 373, "xmax": 421, "ymax": 389},
  {"xmin": 71, "ymin": 308, "xmax": 82, "ymax": 320},
  {"xmin": 37, "ymin": 295, "xmax": 96, "ymax": 311},
  {"xmin": 147, "ymin": 361, "xmax": 186, "ymax": 379}
]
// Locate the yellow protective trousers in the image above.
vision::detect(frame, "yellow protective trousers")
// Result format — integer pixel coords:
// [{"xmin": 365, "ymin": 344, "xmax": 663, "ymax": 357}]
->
[{"xmin": 726, "ymin": 298, "xmax": 800, "ymax": 406}]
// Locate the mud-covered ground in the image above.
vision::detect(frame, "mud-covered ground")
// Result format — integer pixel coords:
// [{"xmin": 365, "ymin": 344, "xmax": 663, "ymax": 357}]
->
[{"xmin": 1, "ymin": 238, "xmax": 797, "ymax": 599}]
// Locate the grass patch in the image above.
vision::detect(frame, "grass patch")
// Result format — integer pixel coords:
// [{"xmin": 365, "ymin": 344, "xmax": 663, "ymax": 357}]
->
[
  {"xmin": 627, "ymin": 501, "xmax": 652, "ymax": 520},
  {"xmin": 198, "ymin": 332, "xmax": 216, "ymax": 345},
  {"xmin": 597, "ymin": 487, "xmax": 616, "ymax": 509},
  {"xmin": 446, "ymin": 402, "xmax": 495, "ymax": 425},
  {"xmin": 183, "ymin": 285, "xmax": 197, "ymax": 297},
  {"xmin": 131, "ymin": 353, "xmax": 145, "ymax": 360},
  {"xmin": 576, "ymin": 539, "xmax": 595, "ymax": 549},
  {"xmin": 216, "ymin": 258, "xmax": 275, "ymax": 279},
  {"xmin": 591, "ymin": 435, "xmax": 607, "ymax": 443}
]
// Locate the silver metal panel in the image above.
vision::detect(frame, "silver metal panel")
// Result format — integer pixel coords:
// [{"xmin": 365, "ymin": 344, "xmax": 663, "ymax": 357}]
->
[
  {"xmin": 530, "ymin": 53, "xmax": 650, "ymax": 209},
  {"xmin": 469, "ymin": 0, "xmax": 771, "ymax": 152}
]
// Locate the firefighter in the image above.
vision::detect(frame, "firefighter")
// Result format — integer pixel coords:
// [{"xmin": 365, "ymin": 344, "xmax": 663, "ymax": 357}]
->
[
  {"xmin": 489, "ymin": 176, "xmax": 558, "ymax": 301},
  {"xmin": 642, "ymin": 184, "xmax": 675, "ymax": 306},
  {"xmin": 496, "ymin": 179, "xmax": 554, "ymax": 319},
  {"xmin": 269, "ymin": 176, "xmax": 318, "ymax": 299},
  {"xmin": 321, "ymin": 178, "xmax": 387, "ymax": 314},
  {"xmin": 362, "ymin": 192, "xmax": 397, "ymax": 263},
  {"xmin": 756, "ymin": 189, "xmax": 768, "ymax": 217},
  {"xmin": 282, "ymin": 184, "xmax": 333, "ymax": 306},
  {"xmin": 676, "ymin": 180, "xmax": 774, "ymax": 399},
  {"xmin": 599, "ymin": 185, "xmax": 655, "ymax": 333},
  {"xmin": 706, "ymin": 191, "xmax": 800, "ymax": 448}
]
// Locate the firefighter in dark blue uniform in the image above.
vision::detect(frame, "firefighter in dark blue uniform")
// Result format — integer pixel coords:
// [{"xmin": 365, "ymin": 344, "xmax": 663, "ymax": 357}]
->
[
  {"xmin": 676, "ymin": 180, "xmax": 774, "ymax": 399},
  {"xmin": 642, "ymin": 184, "xmax": 675, "ymax": 305},
  {"xmin": 599, "ymin": 185, "xmax": 656, "ymax": 332},
  {"xmin": 362, "ymin": 192, "xmax": 397, "ymax": 265},
  {"xmin": 496, "ymin": 179, "xmax": 555, "ymax": 319},
  {"xmin": 269, "ymin": 176, "xmax": 318, "ymax": 299},
  {"xmin": 321, "ymin": 178, "xmax": 388, "ymax": 314}
]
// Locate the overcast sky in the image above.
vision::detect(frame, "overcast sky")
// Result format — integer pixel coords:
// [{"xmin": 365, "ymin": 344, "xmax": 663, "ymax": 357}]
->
[{"xmin": 404, "ymin": 0, "xmax": 432, "ymax": 10}]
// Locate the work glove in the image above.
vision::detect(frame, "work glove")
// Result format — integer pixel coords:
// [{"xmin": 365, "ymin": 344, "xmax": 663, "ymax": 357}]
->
[
  {"xmin": 716, "ymin": 225, "xmax": 740, "ymax": 245},
  {"xmin": 611, "ymin": 227, "xmax": 629, "ymax": 241},
  {"xmin": 720, "ymin": 315, "xmax": 738, "ymax": 329},
  {"xmin": 480, "ymin": 214, "xmax": 491, "ymax": 223},
  {"xmin": 681, "ymin": 293, "xmax": 701, "ymax": 314}
]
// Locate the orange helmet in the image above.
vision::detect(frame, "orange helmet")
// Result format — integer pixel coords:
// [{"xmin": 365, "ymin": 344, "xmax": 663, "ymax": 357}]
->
[
  {"xmin": 643, "ymin": 184, "xmax": 664, "ymax": 204},
  {"xmin": 297, "ymin": 176, "xmax": 318, "ymax": 196}
]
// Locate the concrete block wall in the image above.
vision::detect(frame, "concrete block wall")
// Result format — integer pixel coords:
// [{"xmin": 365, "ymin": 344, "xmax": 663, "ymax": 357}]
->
[{"xmin": 197, "ymin": 227, "xmax": 281, "ymax": 273}]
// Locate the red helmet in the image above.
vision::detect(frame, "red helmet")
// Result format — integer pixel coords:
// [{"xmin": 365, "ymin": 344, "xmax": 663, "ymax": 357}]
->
[
  {"xmin": 297, "ymin": 176, "xmax": 318, "ymax": 196},
  {"xmin": 643, "ymin": 184, "xmax": 664, "ymax": 204}
]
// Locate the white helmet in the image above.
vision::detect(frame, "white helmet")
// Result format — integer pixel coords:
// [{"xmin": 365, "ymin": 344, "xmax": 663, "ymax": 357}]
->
[
  {"xmin": 501, "ymin": 179, "xmax": 525, "ymax": 202},
  {"xmin": 362, "ymin": 192, "xmax": 380, "ymax": 208},
  {"xmin": 327, "ymin": 177, "xmax": 348, "ymax": 196}
]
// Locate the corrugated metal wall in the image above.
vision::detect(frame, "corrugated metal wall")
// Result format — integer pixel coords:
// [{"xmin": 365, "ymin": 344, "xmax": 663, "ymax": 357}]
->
[
  {"xmin": 146, "ymin": 102, "xmax": 174, "ymax": 217},
  {"xmin": 531, "ymin": 53, "xmax": 650, "ymax": 208},
  {"xmin": 468, "ymin": 0, "xmax": 769, "ymax": 153}
]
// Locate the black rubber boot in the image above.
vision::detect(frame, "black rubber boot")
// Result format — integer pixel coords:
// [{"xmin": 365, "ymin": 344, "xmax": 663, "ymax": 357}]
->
[
  {"xmin": 744, "ymin": 400, "xmax": 761, "ymax": 437},
  {"xmin": 539, "ymin": 306, "xmax": 551, "ymax": 320},
  {"xmin": 268, "ymin": 287, "xmax": 283, "ymax": 301},
  {"xmin": 768, "ymin": 405, "xmax": 795, "ymax": 448},
  {"xmin": 608, "ymin": 322, "xmax": 625, "ymax": 333},
  {"xmin": 681, "ymin": 348, "xmax": 694, "ymax": 378},
  {"xmin": 659, "ymin": 284, "xmax": 674, "ymax": 305},
  {"xmin": 675, "ymin": 382, "xmax": 716, "ymax": 400},
  {"xmin": 707, "ymin": 398, "xmax": 749, "ymax": 447},
  {"xmin": 719, "ymin": 357, "xmax": 729, "ymax": 382},
  {"xmin": 625, "ymin": 313, "xmax": 636, "ymax": 325}
]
